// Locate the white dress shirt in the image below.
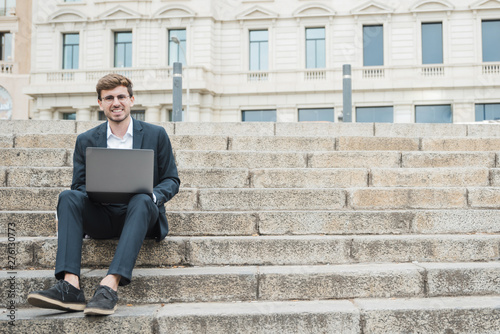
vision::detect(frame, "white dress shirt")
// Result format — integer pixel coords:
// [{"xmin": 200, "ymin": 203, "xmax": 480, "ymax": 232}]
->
[{"xmin": 107, "ymin": 119, "xmax": 133, "ymax": 149}]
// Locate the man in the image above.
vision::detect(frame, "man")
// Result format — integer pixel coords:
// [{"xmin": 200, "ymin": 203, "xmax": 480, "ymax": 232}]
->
[{"xmin": 27, "ymin": 74, "xmax": 180, "ymax": 316}]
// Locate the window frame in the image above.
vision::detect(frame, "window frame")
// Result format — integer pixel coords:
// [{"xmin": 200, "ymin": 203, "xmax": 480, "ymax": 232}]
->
[
  {"xmin": 241, "ymin": 109, "xmax": 276, "ymax": 122},
  {"xmin": 168, "ymin": 29, "xmax": 187, "ymax": 66},
  {"xmin": 415, "ymin": 104, "xmax": 453, "ymax": 123},
  {"xmin": 114, "ymin": 31, "xmax": 132, "ymax": 68},
  {"xmin": 362, "ymin": 24, "xmax": 384, "ymax": 67},
  {"xmin": 421, "ymin": 22, "xmax": 443, "ymax": 65},
  {"xmin": 305, "ymin": 27, "xmax": 326, "ymax": 69},
  {"xmin": 355, "ymin": 106, "xmax": 394, "ymax": 123},
  {"xmin": 62, "ymin": 33, "xmax": 79, "ymax": 70},
  {"xmin": 249, "ymin": 29, "xmax": 269, "ymax": 71}
]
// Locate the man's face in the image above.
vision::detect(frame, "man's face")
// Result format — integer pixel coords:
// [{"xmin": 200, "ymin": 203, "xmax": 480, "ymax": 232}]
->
[{"xmin": 98, "ymin": 85, "xmax": 134, "ymax": 123}]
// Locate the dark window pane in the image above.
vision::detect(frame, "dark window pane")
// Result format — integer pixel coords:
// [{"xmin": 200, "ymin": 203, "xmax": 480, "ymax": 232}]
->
[
  {"xmin": 298, "ymin": 108, "xmax": 334, "ymax": 122},
  {"xmin": 475, "ymin": 103, "xmax": 500, "ymax": 121},
  {"xmin": 242, "ymin": 110, "xmax": 276, "ymax": 122},
  {"xmin": 63, "ymin": 113, "xmax": 76, "ymax": 120},
  {"xmin": 131, "ymin": 110, "xmax": 145, "ymax": 121},
  {"xmin": 482, "ymin": 20, "xmax": 500, "ymax": 62},
  {"xmin": 415, "ymin": 105, "xmax": 452, "ymax": 123},
  {"xmin": 363, "ymin": 25, "xmax": 383, "ymax": 66},
  {"xmin": 422, "ymin": 22, "xmax": 443, "ymax": 64},
  {"xmin": 356, "ymin": 106, "xmax": 393, "ymax": 123}
]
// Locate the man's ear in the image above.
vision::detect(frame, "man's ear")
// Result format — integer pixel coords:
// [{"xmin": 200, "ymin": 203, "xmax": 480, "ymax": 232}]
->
[
  {"xmin": 130, "ymin": 95, "xmax": 135, "ymax": 107},
  {"xmin": 97, "ymin": 99, "xmax": 104, "ymax": 110}
]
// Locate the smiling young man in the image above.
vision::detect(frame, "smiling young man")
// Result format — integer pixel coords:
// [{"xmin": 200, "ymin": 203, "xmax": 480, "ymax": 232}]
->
[{"xmin": 27, "ymin": 74, "xmax": 180, "ymax": 315}]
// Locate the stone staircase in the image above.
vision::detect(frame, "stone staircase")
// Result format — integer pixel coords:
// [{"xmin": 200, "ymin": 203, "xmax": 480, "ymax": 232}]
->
[{"xmin": 1, "ymin": 120, "xmax": 500, "ymax": 333}]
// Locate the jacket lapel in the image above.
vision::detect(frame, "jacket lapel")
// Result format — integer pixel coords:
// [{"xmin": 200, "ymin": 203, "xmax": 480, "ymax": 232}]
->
[
  {"xmin": 95, "ymin": 122, "xmax": 107, "ymax": 147},
  {"xmin": 132, "ymin": 118, "xmax": 144, "ymax": 149}
]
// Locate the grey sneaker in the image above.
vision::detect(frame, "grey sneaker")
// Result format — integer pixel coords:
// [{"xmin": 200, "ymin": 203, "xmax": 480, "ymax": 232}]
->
[
  {"xmin": 27, "ymin": 279, "xmax": 86, "ymax": 311},
  {"xmin": 84, "ymin": 285, "xmax": 118, "ymax": 316}
]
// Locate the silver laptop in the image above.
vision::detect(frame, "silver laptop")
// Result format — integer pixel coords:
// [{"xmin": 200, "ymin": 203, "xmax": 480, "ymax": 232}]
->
[{"xmin": 86, "ymin": 147, "xmax": 154, "ymax": 204}]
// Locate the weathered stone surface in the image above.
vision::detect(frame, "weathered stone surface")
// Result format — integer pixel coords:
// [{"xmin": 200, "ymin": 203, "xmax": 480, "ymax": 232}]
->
[
  {"xmin": 0, "ymin": 135, "xmax": 13, "ymax": 148},
  {"xmin": 0, "ymin": 211, "xmax": 56, "ymax": 237},
  {"xmin": 402, "ymin": 152, "xmax": 495, "ymax": 168},
  {"xmin": 423, "ymin": 262, "xmax": 500, "ymax": 297},
  {"xmin": 258, "ymin": 211, "xmax": 412, "ymax": 235},
  {"xmin": 14, "ymin": 134, "xmax": 77, "ymax": 149},
  {"xmin": 1, "ymin": 267, "xmax": 257, "ymax": 307},
  {"xmin": 357, "ymin": 296, "xmax": 500, "ymax": 334},
  {"xmin": 412, "ymin": 210, "xmax": 500, "ymax": 234},
  {"xmin": 28, "ymin": 237, "xmax": 186, "ymax": 269},
  {"xmin": 0, "ymin": 188, "xmax": 63, "ymax": 211},
  {"xmin": 187, "ymin": 236, "xmax": 351, "ymax": 265},
  {"xmin": 351, "ymin": 235, "xmax": 500, "ymax": 263},
  {"xmin": 0, "ymin": 120, "xmax": 76, "ymax": 134},
  {"xmin": 164, "ymin": 188, "xmax": 198, "ymax": 211},
  {"xmin": 309, "ymin": 151, "xmax": 401, "ymax": 168},
  {"xmin": 167, "ymin": 211, "xmax": 258, "ymax": 236},
  {"xmin": 0, "ymin": 148, "xmax": 69, "ymax": 167},
  {"xmin": 0, "ymin": 237, "xmax": 36, "ymax": 268},
  {"xmin": 76, "ymin": 121, "xmax": 104, "ymax": 134},
  {"xmin": 375, "ymin": 123, "xmax": 467, "ymax": 137},
  {"xmin": 199, "ymin": 188, "xmax": 346, "ymax": 211},
  {"xmin": 275, "ymin": 122, "xmax": 373, "ymax": 137},
  {"xmin": 175, "ymin": 122, "xmax": 274, "ymax": 136},
  {"xmin": 1, "ymin": 304, "xmax": 158, "ymax": 334},
  {"xmin": 0, "ymin": 168, "xmax": 5, "ymax": 186},
  {"xmin": 84, "ymin": 267, "xmax": 258, "ymax": 304},
  {"xmin": 259, "ymin": 263, "xmax": 424, "ymax": 300},
  {"xmin": 467, "ymin": 123, "xmax": 500, "ymax": 137},
  {"xmin": 490, "ymin": 168, "xmax": 500, "ymax": 186},
  {"xmin": 179, "ymin": 168, "xmax": 249, "ymax": 188},
  {"xmin": 422, "ymin": 138, "xmax": 500, "ymax": 151},
  {"xmin": 350, "ymin": 188, "xmax": 467, "ymax": 209},
  {"xmin": 157, "ymin": 300, "xmax": 361, "ymax": 334},
  {"xmin": 175, "ymin": 151, "xmax": 307, "ymax": 168},
  {"xmin": 7, "ymin": 167, "xmax": 73, "ymax": 187},
  {"xmin": 370, "ymin": 168, "xmax": 489, "ymax": 187},
  {"xmin": 468, "ymin": 187, "xmax": 500, "ymax": 208},
  {"xmin": 230, "ymin": 136, "xmax": 335, "ymax": 152},
  {"xmin": 170, "ymin": 135, "xmax": 228, "ymax": 151},
  {"xmin": 337, "ymin": 137, "xmax": 419, "ymax": 151},
  {"xmin": 251, "ymin": 168, "xmax": 367, "ymax": 188}
]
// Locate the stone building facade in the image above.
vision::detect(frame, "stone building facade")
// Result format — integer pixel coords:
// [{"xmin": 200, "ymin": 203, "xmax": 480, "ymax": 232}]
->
[{"xmin": 21, "ymin": 0, "xmax": 500, "ymax": 123}]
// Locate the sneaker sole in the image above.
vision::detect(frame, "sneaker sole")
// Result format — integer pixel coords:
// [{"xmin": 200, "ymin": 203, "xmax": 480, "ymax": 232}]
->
[
  {"xmin": 84, "ymin": 305, "xmax": 117, "ymax": 316},
  {"xmin": 27, "ymin": 294, "xmax": 86, "ymax": 311}
]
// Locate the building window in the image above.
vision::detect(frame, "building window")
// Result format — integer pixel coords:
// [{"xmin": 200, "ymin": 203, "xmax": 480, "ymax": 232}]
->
[
  {"xmin": 475, "ymin": 103, "xmax": 500, "ymax": 121},
  {"xmin": 306, "ymin": 28, "xmax": 325, "ymax": 69},
  {"xmin": 62, "ymin": 113, "xmax": 76, "ymax": 120},
  {"xmin": 114, "ymin": 31, "xmax": 132, "ymax": 68},
  {"xmin": 363, "ymin": 25, "xmax": 383, "ymax": 66},
  {"xmin": 249, "ymin": 30, "xmax": 268, "ymax": 71},
  {"xmin": 356, "ymin": 106, "xmax": 393, "ymax": 123},
  {"xmin": 482, "ymin": 20, "xmax": 500, "ymax": 62},
  {"xmin": 0, "ymin": 0, "xmax": 15, "ymax": 16},
  {"xmin": 0, "ymin": 32, "xmax": 12, "ymax": 61},
  {"xmin": 242, "ymin": 109, "xmax": 276, "ymax": 122},
  {"xmin": 131, "ymin": 110, "xmax": 145, "ymax": 121},
  {"xmin": 415, "ymin": 105, "xmax": 452, "ymax": 123},
  {"xmin": 62, "ymin": 33, "xmax": 79, "ymax": 69},
  {"xmin": 299, "ymin": 108, "xmax": 334, "ymax": 122},
  {"xmin": 168, "ymin": 29, "xmax": 186, "ymax": 66},
  {"xmin": 422, "ymin": 22, "xmax": 443, "ymax": 64}
]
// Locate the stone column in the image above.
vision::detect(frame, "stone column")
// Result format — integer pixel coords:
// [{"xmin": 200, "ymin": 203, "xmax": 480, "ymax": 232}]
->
[
  {"xmin": 38, "ymin": 108, "xmax": 54, "ymax": 120},
  {"xmin": 75, "ymin": 107, "xmax": 91, "ymax": 121},
  {"xmin": 145, "ymin": 105, "xmax": 161, "ymax": 122}
]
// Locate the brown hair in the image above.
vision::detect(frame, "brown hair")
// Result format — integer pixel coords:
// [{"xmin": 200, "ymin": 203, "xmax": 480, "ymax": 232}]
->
[{"xmin": 96, "ymin": 73, "xmax": 133, "ymax": 100}]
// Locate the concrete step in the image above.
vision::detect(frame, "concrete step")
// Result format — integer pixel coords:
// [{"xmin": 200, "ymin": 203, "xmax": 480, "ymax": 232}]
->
[
  {"xmin": 5, "ymin": 187, "xmax": 500, "ymax": 211},
  {"xmin": 0, "ymin": 148, "xmax": 71, "ymax": 167},
  {"xmin": 3, "ymin": 167, "xmax": 497, "ymax": 189},
  {"xmin": 3, "ymin": 262, "xmax": 500, "ymax": 308},
  {"xmin": 4, "ymin": 296, "xmax": 500, "ymax": 334},
  {"xmin": 3, "ymin": 209, "xmax": 500, "ymax": 238},
  {"xmin": 357, "ymin": 296, "xmax": 500, "ymax": 334},
  {"xmin": 3, "ymin": 235, "xmax": 498, "ymax": 269}
]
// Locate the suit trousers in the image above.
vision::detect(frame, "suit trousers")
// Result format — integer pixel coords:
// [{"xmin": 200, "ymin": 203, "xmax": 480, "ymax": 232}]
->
[{"xmin": 54, "ymin": 189, "xmax": 159, "ymax": 286}]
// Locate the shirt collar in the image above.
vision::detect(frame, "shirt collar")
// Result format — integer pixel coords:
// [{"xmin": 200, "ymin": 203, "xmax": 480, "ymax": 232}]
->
[{"xmin": 107, "ymin": 118, "xmax": 133, "ymax": 139}]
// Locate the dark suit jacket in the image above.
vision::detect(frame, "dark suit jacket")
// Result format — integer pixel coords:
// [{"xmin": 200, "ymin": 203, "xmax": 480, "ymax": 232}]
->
[{"xmin": 71, "ymin": 118, "xmax": 180, "ymax": 241}]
